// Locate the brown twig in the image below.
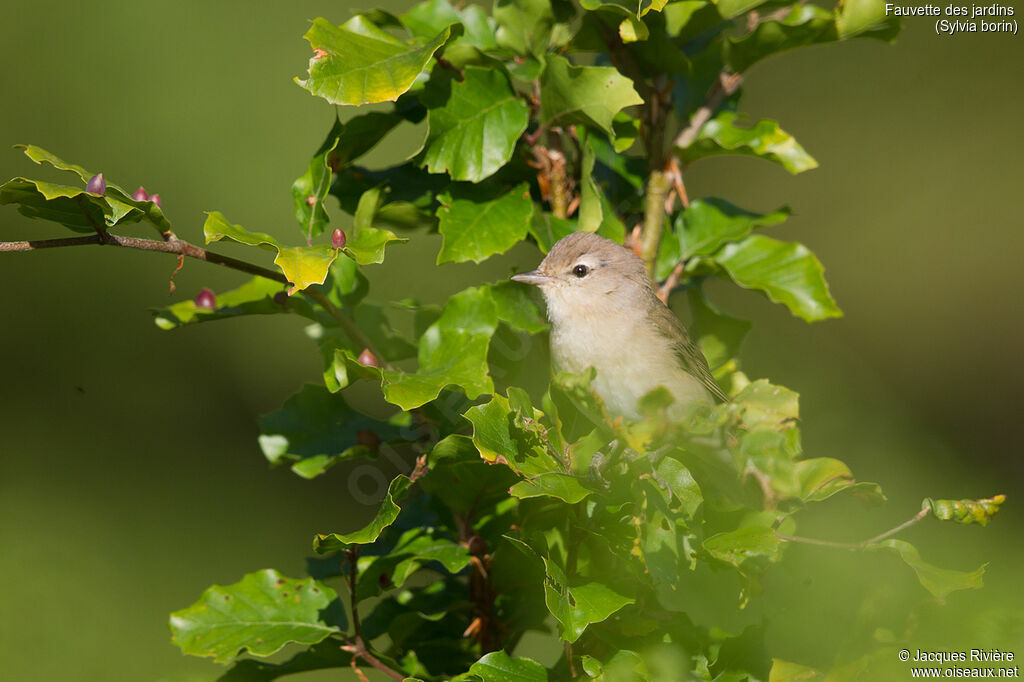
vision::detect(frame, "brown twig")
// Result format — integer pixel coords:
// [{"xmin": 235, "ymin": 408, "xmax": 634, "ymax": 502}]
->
[
  {"xmin": 776, "ymin": 507, "xmax": 931, "ymax": 550},
  {"xmin": 341, "ymin": 547, "xmax": 406, "ymax": 682},
  {"xmin": 672, "ymin": 70, "xmax": 744, "ymax": 152}
]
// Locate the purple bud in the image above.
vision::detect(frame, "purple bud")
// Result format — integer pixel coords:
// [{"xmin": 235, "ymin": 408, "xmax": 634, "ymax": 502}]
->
[
  {"xmin": 195, "ymin": 288, "xmax": 216, "ymax": 310},
  {"xmin": 86, "ymin": 173, "xmax": 106, "ymax": 195},
  {"xmin": 132, "ymin": 186, "xmax": 149, "ymax": 201},
  {"xmin": 273, "ymin": 291, "xmax": 289, "ymax": 306},
  {"xmin": 378, "ymin": 573, "xmax": 391, "ymax": 588},
  {"xmin": 467, "ymin": 535, "xmax": 488, "ymax": 556},
  {"xmin": 331, "ymin": 228, "xmax": 346, "ymax": 249},
  {"xmin": 150, "ymin": 193, "xmax": 162, "ymax": 207},
  {"xmin": 357, "ymin": 348, "xmax": 378, "ymax": 368}
]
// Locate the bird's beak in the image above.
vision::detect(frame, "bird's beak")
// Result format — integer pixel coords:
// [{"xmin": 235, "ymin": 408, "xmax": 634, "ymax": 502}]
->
[{"xmin": 511, "ymin": 270, "xmax": 550, "ymax": 286}]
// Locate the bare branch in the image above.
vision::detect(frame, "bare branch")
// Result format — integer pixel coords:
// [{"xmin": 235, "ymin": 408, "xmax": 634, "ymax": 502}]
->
[
  {"xmin": 776, "ymin": 507, "xmax": 931, "ymax": 550},
  {"xmin": 672, "ymin": 70, "xmax": 744, "ymax": 152}
]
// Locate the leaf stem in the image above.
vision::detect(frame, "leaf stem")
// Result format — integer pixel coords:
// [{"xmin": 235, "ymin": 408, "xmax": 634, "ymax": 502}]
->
[
  {"xmin": 341, "ymin": 547, "xmax": 406, "ymax": 682},
  {"xmin": 304, "ymin": 289, "xmax": 393, "ymax": 371},
  {"xmin": 776, "ymin": 507, "xmax": 930, "ymax": 550}
]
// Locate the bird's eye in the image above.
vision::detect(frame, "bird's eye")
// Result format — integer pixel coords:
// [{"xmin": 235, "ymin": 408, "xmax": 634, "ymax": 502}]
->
[{"xmin": 572, "ymin": 264, "xmax": 590, "ymax": 278}]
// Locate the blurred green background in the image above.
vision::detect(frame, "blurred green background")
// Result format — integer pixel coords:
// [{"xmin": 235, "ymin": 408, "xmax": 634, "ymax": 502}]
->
[{"xmin": 1, "ymin": 2, "xmax": 1020, "ymax": 680}]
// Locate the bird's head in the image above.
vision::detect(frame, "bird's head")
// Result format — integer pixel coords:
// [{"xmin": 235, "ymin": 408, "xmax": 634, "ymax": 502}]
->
[{"xmin": 511, "ymin": 232, "xmax": 653, "ymax": 326}]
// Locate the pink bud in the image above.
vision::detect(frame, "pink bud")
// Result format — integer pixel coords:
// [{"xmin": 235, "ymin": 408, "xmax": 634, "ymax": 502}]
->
[
  {"xmin": 132, "ymin": 186, "xmax": 149, "ymax": 201},
  {"xmin": 149, "ymin": 193, "xmax": 161, "ymax": 207},
  {"xmin": 313, "ymin": 48, "xmax": 328, "ymax": 60},
  {"xmin": 357, "ymin": 348, "xmax": 378, "ymax": 367},
  {"xmin": 195, "ymin": 288, "xmax": 216, "ymax": 310},
  {"xmin": 331, "ymin": 228, "xmax": 346, "ymax": 249},
  {"xmin": 273, "ymin": 291, "xmax": 289, "ymax": 306},
  {"xmin": 305, "ymin": 194, "xmax": 316, "ymax": 207},
  {"xmin": 86, "ymin": 173, "xmax": 106, "ymax": 195},
  {"xmin": 356, "ymin": 429, "xmax": 380, "ymax": 451}
]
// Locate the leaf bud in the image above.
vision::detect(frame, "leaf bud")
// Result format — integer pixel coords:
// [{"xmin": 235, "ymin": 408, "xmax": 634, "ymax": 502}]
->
[
  {"xmin": 331, "ymin": 228, "xmax": 346, "ymax": 249},
  {"xmin": 150, "ymin": 193, "xmax": 162, "ymax": 207},
  {"xmin": 356, "ymin": 429, "xmax": 381, "ymax": 452},
  {"xmin": 132, "ymin": 186, "xmax": 149, "ymax": 201},
  {"xmin": 195, "ymin": 287, "xmax": 216, "ymax": 310},
  {"xmin": 86, "ymin": 173, "xmax": 106, "ymax": 195},
  {"xmin": 467, "ymin": 535, "xmax": 488, "ymax": 556},
  {"xmin": 357, "ymin": 348, "xmax": 378, "ymax": 367}
]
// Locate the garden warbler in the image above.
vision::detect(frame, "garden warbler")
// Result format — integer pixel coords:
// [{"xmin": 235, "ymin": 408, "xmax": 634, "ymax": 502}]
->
[{"xmin": 512, "ymin": 232, "xmax": 728, "ymax": 418}]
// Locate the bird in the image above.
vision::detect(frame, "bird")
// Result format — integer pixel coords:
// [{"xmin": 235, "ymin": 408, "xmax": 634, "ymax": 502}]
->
[{"xmin": 511, "ymin": 232, "xmax": 728, "ymax": 419}]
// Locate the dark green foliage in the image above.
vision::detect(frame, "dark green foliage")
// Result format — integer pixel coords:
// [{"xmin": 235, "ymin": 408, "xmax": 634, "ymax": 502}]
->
[{"xmin": 0, "ymin": 0, "xmax": 1005, "ymax": 680}]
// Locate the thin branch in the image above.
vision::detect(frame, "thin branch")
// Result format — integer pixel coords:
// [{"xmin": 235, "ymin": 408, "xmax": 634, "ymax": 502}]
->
[
  {"xmin": 304, "ymin": 289, "xmax": 393, "ymax": 372},
  {"xmin": 776, "ymin": 507, "xmax": 931, "ymax": 550},
  {"xmin": 640, "ymin": 170, "xmax": 670, "ymax": 274},
  {"xmin": 671, "ymin": 70, "xmax": 744, "ymax": 152},
  {"xmin": 342, "ymin": 547, "xmax": 405, "ymax": 682},
  {"xmin": 0, "ymin": 233, "xmax": 287, "ymax": 283}
]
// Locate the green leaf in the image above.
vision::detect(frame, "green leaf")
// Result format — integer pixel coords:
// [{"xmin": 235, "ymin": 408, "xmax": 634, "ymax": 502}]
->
[
  {"xmin": 677, "ymin": 198, "xmax": 789, "ymax": 260},
  {"xmin": 436, "ymin": 182, "xmax": 533, "ymax": 264},
  {"xmin": 169, "ymin": 569, "xmax": 338, "ymax": 663},
  {"xmin": 543, "ymin": 558, "xmax": 634, "ymax": 642},
  {"xmin": 510, "ymin": 472, "xmax": 594, "ymax": 503},
  {"xmin": 469, "ymin": 650, "xmax": 548, "ymax": 681},
  {"xmin": 582, "ymin": 650, "xmax": 647, "ymax": 681},
  {"xmin": 257, "ymin": 384, "xmax": 401, "ymax": 479},
  {"xmin": 712, "ymin": 235, "xmax": 842, "ymax": 322},
  {"xmin": 422, "ymin": 67, "xmax": 529, "ymax": 182},
  {"xmin": 381, "ymin": 286, "xmax": 499, "ymax": 409},
  {"xmin": 578, "ymin": 128, "xmax": 603, "ymax": 232},
  {"xmin": 420, "ymin": 434, "xmax": 520, "ymax": 513},
  {"xmin": 871, "ymin": 539, "xmax": 986, "ymax": 602},
  {"xmin": 733, "ymin": 379, "xmax": 799, "ymax": 429},
  {"xmin": 703, "ymin": 525, "xmax": 780, "ymax": 568},
  {"xmin": 528, "ymin": 211, "xmax": 577, "ymax": 253},
  {"xmin": 725, "ymin": 5, "xmax": 838, "ymax": 73},
  {"xmin": 292, "ymin": 118, "xmax": 342, "ymax": 244},
  {"xmin": 346, "ymin": 195, "xmax": 407, "ymax": 266},
  {"xmin": 297, "ymin": 17, "xmax": 458, "ymax": 106},
  {"xmin": 837, "ymin": 0, "xmax": 901, "ymax": 40},
  {"xmin": 540, "ymin": 55, "xmax": 644, "ymax": 136},
  {"xmin": 314, "ymin": 475, "xmax": 412, "ymax": 551},
  {"xmin": 687, "ymin": 288, "xmax": 751, "ymax": 373},
  {"xmin": 676, "ymin": 112, "xmax": 817, "ymax": 175},
  {"xmin": 217, "ymin": 641, "xmax": 353, "ymax": 681},
  {"xmin": 488, "ymin": 281, "xmax": 548, "ymax": 333},
  {"xmin": 923, "ymin": 494, "xmax": 1006, "ymax": 526},
  {"xmin": 7, "ymin": 145, "xmax": 174, "ymax": 234},
  {"xmin": 494, "ymin": 0, "xmax": 556, "ymax": 56},
  {"xmin": 152, "ymin": 277, "xmax": 309, "ymax": 330},
  {"xmin": 465, "ymin": 393, "xmax": 564, "ymax": 477},
  {"xmin": 203, "ymin": 212, "xmax": 339, "ymax": 294},
  {"xmin": 714, "ymin": 0, "xmax": 771, "ymax": 19}
]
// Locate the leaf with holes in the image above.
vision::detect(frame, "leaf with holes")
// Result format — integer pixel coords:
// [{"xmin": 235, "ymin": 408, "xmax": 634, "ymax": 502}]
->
[{"xmin": 169, "ymin": 569, "xmax": 338, "ymax": 663}]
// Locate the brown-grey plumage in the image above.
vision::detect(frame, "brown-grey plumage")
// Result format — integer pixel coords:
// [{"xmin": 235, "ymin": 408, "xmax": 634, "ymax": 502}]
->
[{"xmin": 512, "ymin": 232, "xmax": 728, "ymax": 418}]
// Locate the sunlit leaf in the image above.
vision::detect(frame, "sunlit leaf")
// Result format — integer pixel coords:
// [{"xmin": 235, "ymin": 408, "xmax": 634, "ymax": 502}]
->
[
  {"xmin": 703, "ymin": 525, "xmax": 780, "ymax": 568},
  {"xmin": 465, "ymin": 393, "xmax": 564, "ymax": 477},
  {"xmin": 494, "ymin": 0, "xmax": 556, "ymax": 56},
  {"xmin": 297, "ymin": 18, "xmax": 458, "ymax": 106},
  {"xmin": 713, "ymin": 235, "xmax": 842, "ymax": 322},
  {"xmin": 469, "ymin": 650, "xmax": 548, "ymax": 681},
  {"xmin": 436, "ymin": 182, "xmax": 533, "ymax": 264},
  {"xmin": 510, "ymin": 472, "xmax": 594, "ymax": 503},
  {"xmin": 152, "ymin": 277, "xmax": 310, "ymax": 330},
  {"xmin": 423, "ymin": 67, "xmax": 529, "ymax": 182},
  {"xmin": 676, "ymin": 112, "xmax": 818, "ymax": 175},
  {"xmin": 677, "ymin": 198, "xmax": 789, "ymax": 260},
  {"xmin": 540, "ymin": 55, "xmax": 644, "ymax": 136},
  {"xmin": 837, "ymin": 0, "xmax": 901, "ymax": 40},
  {"xmin": 725, "ymin": 5, "xmax": 838, "ymax": 73},
  {"xmin": 169, "ymin": 569, "xmax": 338, "ymax": 663},
  {"xmin": 543, "ymin": 558, "xmax": 634, "ymax": 642}
]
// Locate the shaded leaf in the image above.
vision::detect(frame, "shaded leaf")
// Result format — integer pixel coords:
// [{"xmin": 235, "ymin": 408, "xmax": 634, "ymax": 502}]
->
[
  {"xmin": 489, "ymin": 281, "xmax": 548, "ymax": 333},
  {"xmin": 713, "ymin": 235, "xmax": 842, "ymax": 322},
  {"xmin": 494, "ymin": 0, "xmax": 556, "ymax": 56},
  {"xmin": 257, "ymin": 384, "xmax": 401, "ymax": 479},
  {"xmin": 703, "ymin": 525, "xmax": 780, "ymax": 568},
  {"xmin": 436, "ymin": 183, "xmax": 533, "ymax": 264},
  {"xmin": 714, "ymin": 0, "xmax": 771, "ymax": 19},
  {"xmin": 725, "ymin": 5, "xmax": 838, "ymax": 73},
  {"xmin": 677, "ymin": 198, "xmax": 789, "ymax": 260},
  {"xmin": 216, "ymin": 640, "xmax": 353, "ymax": 681},
  {"xmin": 169, "ymin": 569, "xmax": 338, "ymax": 663},
  {"xmin": 292, "ymin": 118, "xmax": 342, "ymax": 244},
  {"xmin": 466, "ymin": 393, "xmax": 564, "ymax": 477},
  {"xmin": 687, "ymin": 288, "xmax": 751, "ymax": 373},
  {"xmin": 871, "ymin": 539, "xmax": 986, "ymax": 602},
  {"xmin": 420, "ymin": 434, "xmax": 521, "ymax": 514},
  {"xmin": 578, "ymin": 128, "xmax": 603, "ymax": 232},
  {"xmin": 297, "ymin": 17, "xmax": 458, "ymax": 106},
  {"xmin": 837, "ymin": 0, "xmax": 901, "ymax": 40},
  {"xmin": 314, "ymin": 475, "xmax": 412, "ymax": 551},
  {"xmin": 423, "ymin": 67, "xmax": 529, "ymax": 182},
  {"xmin": 540, "ymin": 55, "xmax": 644, "ymax": 136},
  {"xmin": 528, "ymin": 211, "xmax": 577, "ymax": 253},
  {"xmin": 676, "ymin": 112, "xmax": 817, "ymax": 175},
  {"xmin": 733, "ymin": 379, "xmax": 799, "ymax": 429}
]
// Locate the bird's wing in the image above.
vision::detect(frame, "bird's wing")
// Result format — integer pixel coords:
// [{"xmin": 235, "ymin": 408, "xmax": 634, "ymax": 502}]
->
[{"xmin": 649, "ymin": 298, "xmax": 731, "ymax": 404}]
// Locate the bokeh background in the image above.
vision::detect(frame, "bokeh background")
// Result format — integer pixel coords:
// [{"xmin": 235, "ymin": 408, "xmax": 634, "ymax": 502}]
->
[{"xmin": 1, "ymin": 1, "xmax": 1020, "ymax": 680}]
